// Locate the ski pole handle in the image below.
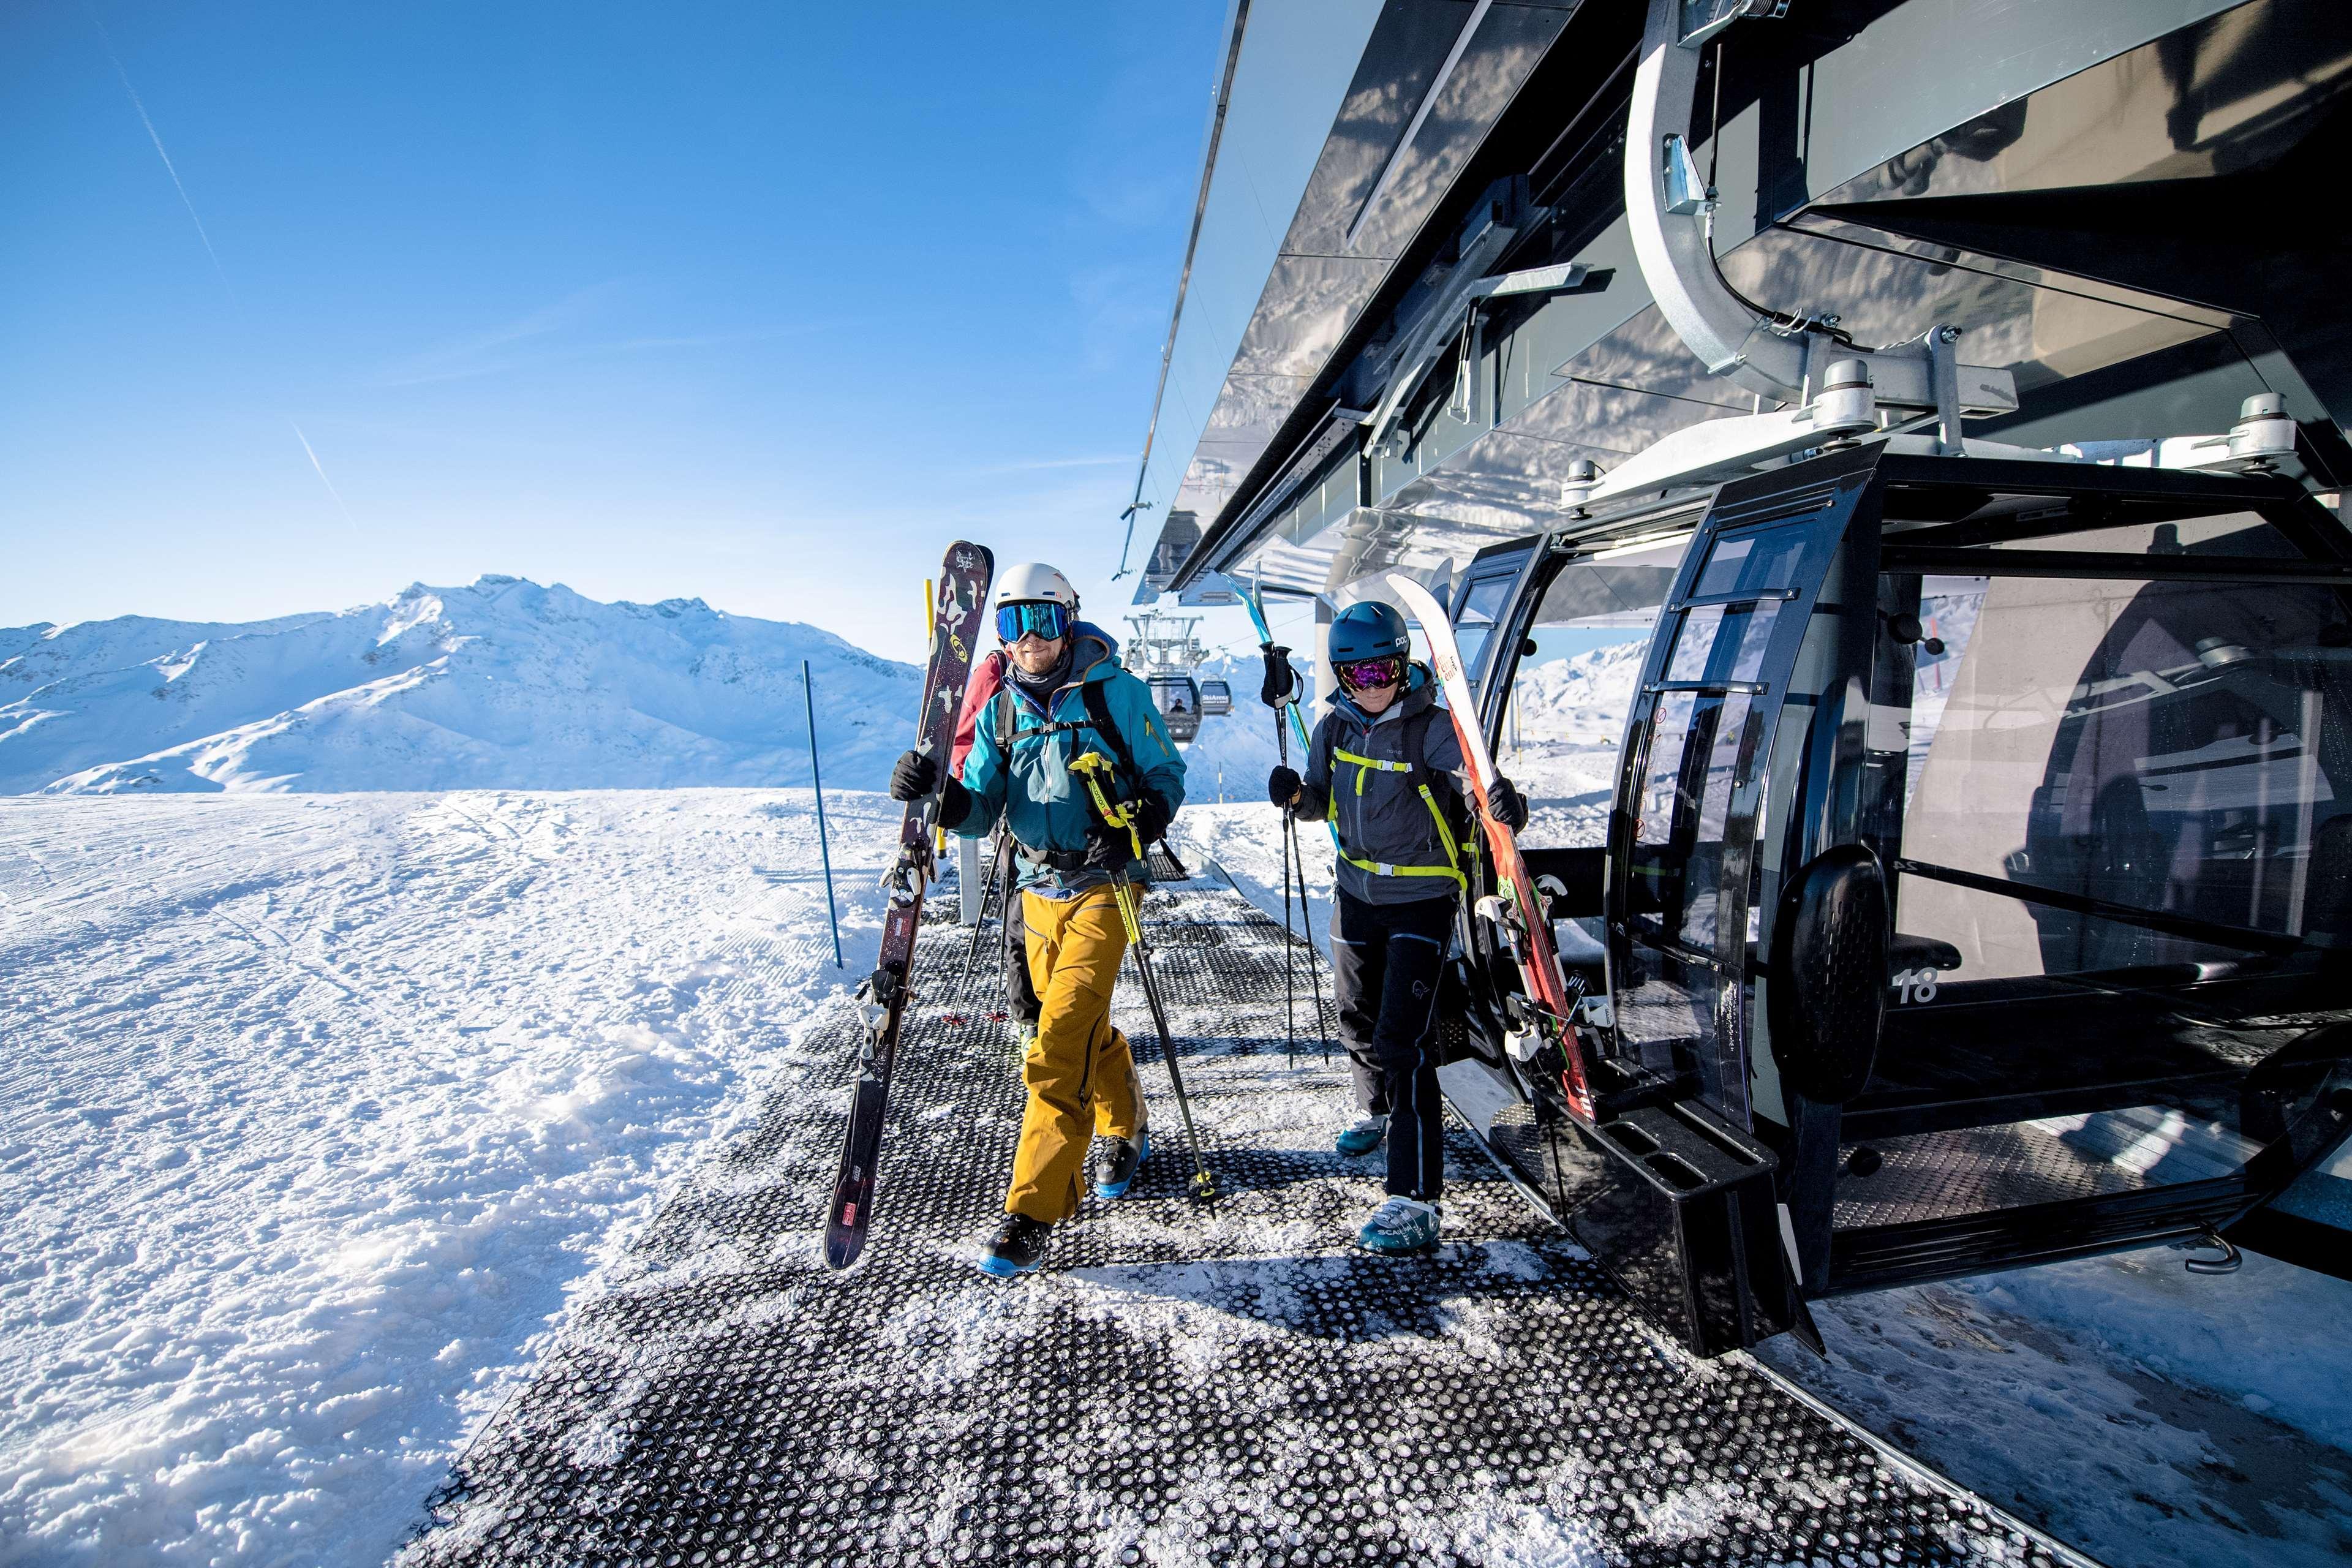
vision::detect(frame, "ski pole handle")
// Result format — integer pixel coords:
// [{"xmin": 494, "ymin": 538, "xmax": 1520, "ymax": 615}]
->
[{"xmin": 1069, "ymin": 752, "xmax": 1146, "ymax": 862}]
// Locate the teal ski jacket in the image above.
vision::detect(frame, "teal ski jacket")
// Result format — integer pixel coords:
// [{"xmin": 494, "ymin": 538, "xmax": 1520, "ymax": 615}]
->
[{"xmin": 952, "ymin": 630, "xmax": 1186, "ymax": 897}]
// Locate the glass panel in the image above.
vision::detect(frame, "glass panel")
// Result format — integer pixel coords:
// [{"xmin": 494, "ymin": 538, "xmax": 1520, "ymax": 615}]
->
[
  {"xmin": 1496, "ymin": 545, "xmax": 1673, "ymax": 850},
  {"xmin": 1454, "ymin": 571, "xmax": 1515, "ymax": 685},
  {"xmin": 1896, "ymin": 569, "xmax": 2352, "ymax": 982},
  {"xmin": 1693, "ymin": 524, "xmax": 1811, "ymax": 599},
  {"xmin": 1614, "ymin": 946, "xmax": 1722, "ymax": 1090},
  {"xmin": 1630, "ymin": 690, "xmax": 1757, "ymax": 952},
  {"xmin": 1665, "ymin": 600, "xmax": 1783, "ymax": 685}
]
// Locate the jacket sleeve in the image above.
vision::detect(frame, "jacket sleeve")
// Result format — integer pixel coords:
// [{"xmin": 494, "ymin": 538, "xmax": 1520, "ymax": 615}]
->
[
  {"xmin": 951, "ymin": 693, "xmax": 1008, "ymax": 839},
  {"xmin": 1424, "ymin": 704, "xmax": 1468, "ymax": 779},
  {"xmin": 1297, "ymin": 714, "xmax": 1334, "ymax": 820},
  {"xmin": 1110, "ymin": 673, "xmax": 1186, "ymax": 815}
]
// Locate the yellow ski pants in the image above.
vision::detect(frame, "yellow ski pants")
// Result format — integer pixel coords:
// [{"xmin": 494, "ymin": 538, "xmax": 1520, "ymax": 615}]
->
[{"xmin": 1007, "ymin": 884, "xmax": 1146, "ymax": 1223}]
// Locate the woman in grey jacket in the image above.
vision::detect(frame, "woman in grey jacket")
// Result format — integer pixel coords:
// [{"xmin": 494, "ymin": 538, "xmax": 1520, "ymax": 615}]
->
[{"xmin": 1267, "ymin": 600, "xmax": 1524, "ymax": 1253}]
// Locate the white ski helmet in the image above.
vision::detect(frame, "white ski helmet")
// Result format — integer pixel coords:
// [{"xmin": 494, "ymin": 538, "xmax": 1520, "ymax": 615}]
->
[{"xmin": 993, "ymin": 562, "xmax": 1079, "ymax": 611}]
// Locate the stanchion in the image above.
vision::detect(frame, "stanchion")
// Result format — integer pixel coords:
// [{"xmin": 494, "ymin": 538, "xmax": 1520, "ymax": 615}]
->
[{"xmin": 803, "ymin": 660, "xmax": 843, "ymax": 969}]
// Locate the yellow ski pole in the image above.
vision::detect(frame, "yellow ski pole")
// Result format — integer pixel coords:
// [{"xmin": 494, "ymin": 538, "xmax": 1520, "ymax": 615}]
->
[{"xmin": 1069, "ymin": 753, "xmax": 1216, "ymax": 1202}]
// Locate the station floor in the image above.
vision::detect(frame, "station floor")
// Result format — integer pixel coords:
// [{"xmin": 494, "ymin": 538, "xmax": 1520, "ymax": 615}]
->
[{"xmin": 399, "ymin": 859, "xmax": 2081, "ymax": 1568}]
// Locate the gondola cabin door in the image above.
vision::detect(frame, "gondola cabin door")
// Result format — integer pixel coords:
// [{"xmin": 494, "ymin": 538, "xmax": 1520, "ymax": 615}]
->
[{"xmin": 1603, "ymin": 454, "xmax": 1876, "ymax": 1126}]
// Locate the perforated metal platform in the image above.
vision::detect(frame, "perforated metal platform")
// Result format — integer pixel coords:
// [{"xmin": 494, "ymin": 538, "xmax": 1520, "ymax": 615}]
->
[{"xmin": 400, "ymin": 864, "xmax": 2080, "ymax": 1567}]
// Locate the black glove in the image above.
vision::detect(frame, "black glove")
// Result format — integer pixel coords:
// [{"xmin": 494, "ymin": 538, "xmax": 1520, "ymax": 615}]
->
[
  {"xmin": 1268, "ymin": 765, "xmax": 1301, "ymax": 809},
  {"xmin": 889, "ymin": 749, "xmax": 937, "ymax": 802},
  {"xmin": 1129, "ymin": 793, "xmax": 1172, "ymax": 846},
  {"xmin": 1083, "ymin": 818, "xmax": 1131, "ymax": 870},
  {"xmin": 1259, "ymin": 644, "xmax": 1298, "ymax": 707},
  {"xmin": 1486, "ymin": 774, "xmax": 1529, "ymax": 834}
]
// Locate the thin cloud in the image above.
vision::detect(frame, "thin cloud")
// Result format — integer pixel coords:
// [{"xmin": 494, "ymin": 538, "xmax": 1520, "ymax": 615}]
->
[
  {"xmin": 374, "ymin": 312, "xmax": 825, "ymax": 388},
  {"xmin": 88, "ymin": 4, "xmax": 236, "ymax": 307}
]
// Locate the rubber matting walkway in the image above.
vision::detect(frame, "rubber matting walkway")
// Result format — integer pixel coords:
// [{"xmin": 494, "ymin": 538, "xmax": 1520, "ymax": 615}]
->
[{"xmin": 400, "ymin": 864, "xmax": 2071, "ymax": 1568}]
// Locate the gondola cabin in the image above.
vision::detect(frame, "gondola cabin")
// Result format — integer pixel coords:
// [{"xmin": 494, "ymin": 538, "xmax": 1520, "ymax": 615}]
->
[
  {"xmin": 1431, "ymin": 445, "xmax": 2352, "ymax": 1354},
  {"xmin": 1124, "ymin": 0, "xmax": 2352, "ymax": 1355},
  {"xmin": 1148, "ymin": 674, "xmax": 1202, "ymax": 744},
  {"xmin": 1199, "ymin": 679, "xmax": 1234, "ymax": 717}
]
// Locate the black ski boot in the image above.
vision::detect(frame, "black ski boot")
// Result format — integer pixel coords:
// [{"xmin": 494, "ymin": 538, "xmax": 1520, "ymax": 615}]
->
[
  {"xmin": 978, "ymin": 1213, "xmax": 1053, "ymax": 1277},
  {"xmin": 1092, "ymin": 1130, "xmax": 1150, "ymax": 1199}
]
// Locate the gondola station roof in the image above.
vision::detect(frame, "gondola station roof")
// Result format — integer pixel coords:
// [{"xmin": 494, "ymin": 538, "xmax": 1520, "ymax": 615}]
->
[{"xmin": 1127, "ymin": 0, "xmax": 2352, "ymax": 615}]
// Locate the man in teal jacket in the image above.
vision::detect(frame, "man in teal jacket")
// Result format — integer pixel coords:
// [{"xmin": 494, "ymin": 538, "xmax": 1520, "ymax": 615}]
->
[{"xmin": 889, "ymin": 562, "xmax": 1185, "ymax": 1275}]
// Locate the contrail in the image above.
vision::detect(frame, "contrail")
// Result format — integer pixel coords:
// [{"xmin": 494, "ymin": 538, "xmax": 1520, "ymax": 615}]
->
[
  {"xmin": 291, "ymin": 422, "xmax": 357, "ymax": 527},
  {"xmin": 88, "ymin": 2, "xmax": 357, "ymax": 529},
  {"xmin": 88, "ymin": 5, "xmax": 238, "ymax": 308}
]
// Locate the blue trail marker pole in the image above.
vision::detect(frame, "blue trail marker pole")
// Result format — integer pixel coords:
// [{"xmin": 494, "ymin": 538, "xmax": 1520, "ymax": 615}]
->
[{"xmin": 804, "ymin": 660, "xmax": 844, "ymax": 968}]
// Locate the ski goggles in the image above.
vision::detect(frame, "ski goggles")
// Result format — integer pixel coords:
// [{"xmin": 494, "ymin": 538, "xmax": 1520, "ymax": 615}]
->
[
  {"xmin": 995, "ymin": 601, "xmax": 1072, "ymax": 644},
  {"xmin": 1335, "ymin": 654, "xmax": 1405, "ymax": 692}
]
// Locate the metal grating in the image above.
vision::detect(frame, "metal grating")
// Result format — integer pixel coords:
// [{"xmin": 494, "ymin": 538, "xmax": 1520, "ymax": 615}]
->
[
  {"xmin": 400, "ymin": 869, "xmax": 2076, "ymax": 1568},
  {"xmin": 1834, "ymin": 1107, "xmax": 2262, "ymax": 1230}
]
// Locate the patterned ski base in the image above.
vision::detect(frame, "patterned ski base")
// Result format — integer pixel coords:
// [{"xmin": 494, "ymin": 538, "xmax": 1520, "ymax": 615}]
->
[{"xmin": 401, "ymin": 865, "xmax": 2082, "ymax": 1568}]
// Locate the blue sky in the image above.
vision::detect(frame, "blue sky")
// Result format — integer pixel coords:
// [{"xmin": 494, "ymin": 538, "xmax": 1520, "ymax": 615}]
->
[{"xmin": 0, "ymin": 2, "xmax": 1264, "ymax": 664}]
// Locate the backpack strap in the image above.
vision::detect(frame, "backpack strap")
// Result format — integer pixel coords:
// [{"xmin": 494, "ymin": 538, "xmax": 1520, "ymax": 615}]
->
[
  {"xmin": 1322, "ymin": 706, "xmax": 1472, "ymax": 891},
  {"xmin": 1409, "ymin": 705, "xmax": 1481, "ymax": 877},
  {"xmin": 1079, "ymin": 680, "xmax": 1144, "ymax": 800},
  {"xmin": 995, "ymin": 678, "xmax": 1164, "ymax": 848}
]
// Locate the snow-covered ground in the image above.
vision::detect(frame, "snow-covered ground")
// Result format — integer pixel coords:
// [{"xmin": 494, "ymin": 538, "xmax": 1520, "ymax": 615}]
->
[
  {"xmin": 0, "ymin": 577, "xmax": 918, "ymax": 796},
  {"xmin": 6, "ymin": 767, "xmax": 2346, "ymax": 1567},
  {"xmin": 0, "ymin": 789, "xmax": 903, "ymax": 1566}
]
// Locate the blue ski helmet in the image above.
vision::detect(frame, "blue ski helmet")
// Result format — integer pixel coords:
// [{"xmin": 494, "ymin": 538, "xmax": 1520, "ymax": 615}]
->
[{"xmin": 1328, "ymin": 600, "xmax": 1410, "ymax": 663}]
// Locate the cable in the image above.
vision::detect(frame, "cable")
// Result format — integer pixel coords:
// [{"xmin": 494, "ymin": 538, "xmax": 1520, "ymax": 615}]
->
[{"xmin": 1697, "ymin": 37, "xmax": 1853, "ymax": 352}]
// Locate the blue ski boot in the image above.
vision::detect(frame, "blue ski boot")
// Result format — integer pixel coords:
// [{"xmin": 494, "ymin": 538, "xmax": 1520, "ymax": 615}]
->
[
  {"xmin": 1357, "ymin": 1196, "xmax": 1440, "ymax": 1254},
  {"xmin": 978, "ymin": 1213, "xmax": 1052, "ymax": 1277},
  {"xmin": 1092, "ymin": 1130, "xmax": 1149, "ymax": 1199},
  {"xmin": 1334, "ymin": 1114, "xmax": 1387, "ymax": 1158}
]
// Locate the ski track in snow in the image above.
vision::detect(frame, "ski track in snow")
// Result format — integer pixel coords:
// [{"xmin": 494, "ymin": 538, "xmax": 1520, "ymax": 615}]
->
[{"xmin": 0, "ymin": 790, "xmax": 902, "ymax": 1567}]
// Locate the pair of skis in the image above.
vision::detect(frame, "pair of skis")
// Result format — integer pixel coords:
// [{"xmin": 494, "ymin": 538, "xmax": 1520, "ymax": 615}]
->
[{"xmin": 824, "ymin": 541, "xmax": 994, "ymax": 1271}]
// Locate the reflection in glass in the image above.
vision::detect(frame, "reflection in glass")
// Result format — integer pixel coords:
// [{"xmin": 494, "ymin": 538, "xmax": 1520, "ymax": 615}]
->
[
  {"xmin": 1454, "ymin": 571, "xmax": 1514, "ymax": 685},
  {"xmin": 1896, "ymin": 561, "xmax": 2351, "ymax": 981},
  {"xmin": 1631, "ymin": 691, "xmax": 1755, "ymax": 952},
  {"xmin": 1694, "ymin": 525, "xmax": 1811, "ymax": 599},
  {"xmin": 1665, "ymin": 601, "xmax": 1782, "ymax": 685}
]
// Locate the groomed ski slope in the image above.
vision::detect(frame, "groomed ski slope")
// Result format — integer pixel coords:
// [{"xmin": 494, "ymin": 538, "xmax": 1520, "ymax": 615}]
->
[
  {"xmin": 0, "ymin": 790, "xmax": 902, "ymax": 1566},
  {"xmin": 0, "ymin": 791, "xmax": 2346, "ymax": 1566}
]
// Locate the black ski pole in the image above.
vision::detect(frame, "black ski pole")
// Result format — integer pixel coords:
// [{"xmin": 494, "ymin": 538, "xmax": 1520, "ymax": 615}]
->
[
  {"xmin": 1122, "ymin": 899, "xmax": 1216, "ymax": 1203},
  {"xmin": 951, "ymin": 821, "xmax": 1011, "ymax": 1005},
  {"xmin": 1288, "ymin": 810, "xmax": 1331, "ymax": 1064},
  {"xmin": 1069, "ymin": 753, "xmax": 1217, "ymax": 1204},
  {"xmin": 1275, "ymin": 707, "xmax": 1296, "ymax": 1068}
]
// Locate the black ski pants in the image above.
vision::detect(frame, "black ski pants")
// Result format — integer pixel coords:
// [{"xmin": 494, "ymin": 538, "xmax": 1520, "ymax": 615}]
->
[
  {"xmin": 1330, "ymin": 888, "xmax": 1450, "ymax": 1202},
  {"xmin": 1001, "ymin": 896, "xmax": 1042, "ymax": 1028}
]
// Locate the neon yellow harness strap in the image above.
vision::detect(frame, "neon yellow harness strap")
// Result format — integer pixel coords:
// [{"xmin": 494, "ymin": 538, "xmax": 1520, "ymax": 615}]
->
[{"xmin": 1327, "ymin": 748, "xmax": 1466, "ymax": 889}]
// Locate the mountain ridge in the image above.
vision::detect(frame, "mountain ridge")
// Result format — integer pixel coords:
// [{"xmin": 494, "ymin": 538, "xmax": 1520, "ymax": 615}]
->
[{"xmin": 0, "ymin": 576, "xmax": 919, "ymax": 795}]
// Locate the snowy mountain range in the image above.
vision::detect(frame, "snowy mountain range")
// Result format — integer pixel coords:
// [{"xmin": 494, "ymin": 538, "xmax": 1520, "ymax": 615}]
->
[{"xmin": 0, "ymin": 576, "xmax": 921, "ymax": 794}]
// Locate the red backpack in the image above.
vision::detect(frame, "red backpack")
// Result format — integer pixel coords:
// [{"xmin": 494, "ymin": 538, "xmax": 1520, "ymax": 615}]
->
[{"xmin": 949, "ymin": 648, "xmax": 1009, "ymax": 777}]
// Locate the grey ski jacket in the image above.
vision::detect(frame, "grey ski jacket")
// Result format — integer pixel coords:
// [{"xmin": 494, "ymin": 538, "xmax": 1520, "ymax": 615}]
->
[{"xmin": 1299, "ymin": 665, "xmax": 1470, "ymax": 909}]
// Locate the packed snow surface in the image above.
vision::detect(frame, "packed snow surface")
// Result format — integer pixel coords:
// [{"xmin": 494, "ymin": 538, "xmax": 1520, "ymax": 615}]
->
[
  {"xmin": 0, "ymin": 790, "xmax": 902, "ymax": 1566},
  {"xmin": 0, "ymin": 576, "xmax": 919, "ymax": 796}
]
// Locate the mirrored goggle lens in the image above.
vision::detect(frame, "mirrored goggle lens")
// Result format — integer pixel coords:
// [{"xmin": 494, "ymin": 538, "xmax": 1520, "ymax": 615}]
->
[
  {"xmin": 997, "ymin": 602, "xmax": 1070, "ymax": 643},
  {"xmin": 1336, "ymin": 656, "xmax": 1403, "ymax": 691}
]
